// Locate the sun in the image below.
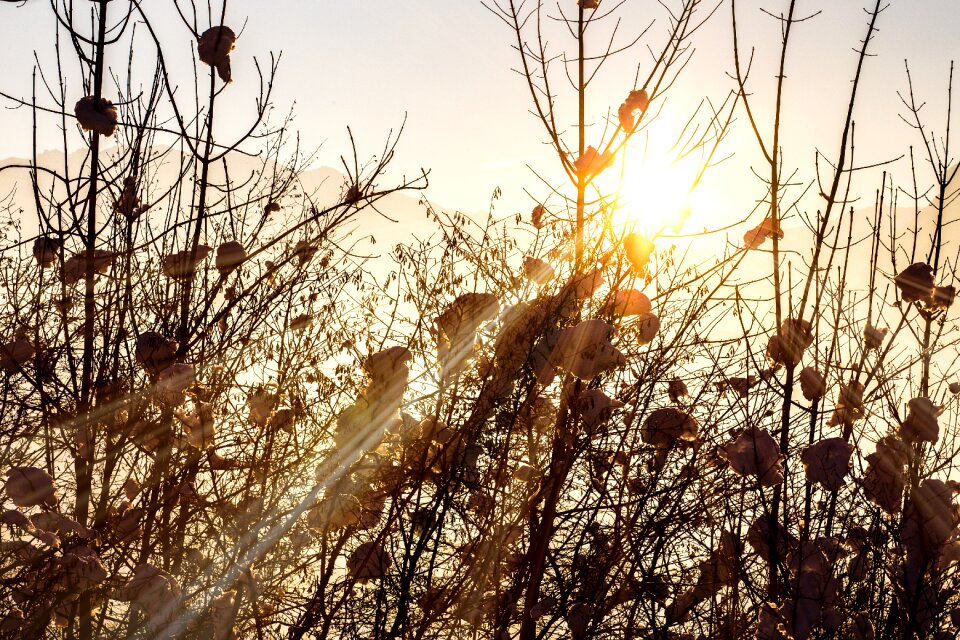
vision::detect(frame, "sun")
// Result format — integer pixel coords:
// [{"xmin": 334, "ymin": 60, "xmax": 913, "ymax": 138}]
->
[{"xmin": 607, "ymin": 152, "xmax": 703, "ymax": 235}]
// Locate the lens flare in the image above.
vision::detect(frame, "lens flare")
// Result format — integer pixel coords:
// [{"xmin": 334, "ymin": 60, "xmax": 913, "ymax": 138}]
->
[{"xmin": 608, "ymin": 154, "xmax": 702, "ymax": 234}]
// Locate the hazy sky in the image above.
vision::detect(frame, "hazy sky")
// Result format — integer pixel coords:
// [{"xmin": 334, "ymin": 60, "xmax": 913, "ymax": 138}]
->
[{"xmin": 1, "ymin": 1, "xmax": 958, "ymax": 226}]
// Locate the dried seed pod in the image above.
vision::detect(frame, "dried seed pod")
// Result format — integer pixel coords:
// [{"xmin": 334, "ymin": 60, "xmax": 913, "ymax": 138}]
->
[{"xmin": 74, "ymin": 96, "xmax": 118, "ymax": 136}]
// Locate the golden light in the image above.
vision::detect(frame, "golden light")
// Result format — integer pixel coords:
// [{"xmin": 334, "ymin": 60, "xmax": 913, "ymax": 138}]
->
[{"xmin": 608, "ymin": 152, "xmax": 704, "ymax": 235}]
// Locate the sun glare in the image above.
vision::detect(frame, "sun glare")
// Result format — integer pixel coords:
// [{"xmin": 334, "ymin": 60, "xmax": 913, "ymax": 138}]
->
[{"xmin": 608, "ymin": 153, "xmax": 703, "ymax": 235}]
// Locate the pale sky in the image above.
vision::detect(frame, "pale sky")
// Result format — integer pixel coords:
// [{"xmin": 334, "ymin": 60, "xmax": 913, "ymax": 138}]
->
[{"xmin": 1, "ymin": 1, "xmax": 958, "ymax": 225}]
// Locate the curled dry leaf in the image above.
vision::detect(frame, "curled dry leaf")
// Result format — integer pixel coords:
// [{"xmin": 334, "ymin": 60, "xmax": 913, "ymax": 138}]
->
[
  {"xmin": 565, "ymin": 267, "xmax": 605, "ymax": 302},
  {"xmin": 436, "ymin": 293, "xmax": 499, "ymax": 349},
  {"xmin": 215, "ymin": 241, "xmax": 246, "ymax": 275},
  {"xmin": 270, "ymin": 407, "xmax": 295, "ymax": 433},
  {"xmin": 156, "ymin": 363, "xmax": 196, "ymax": 406},
  {"xmin": 642, "ymin": 407, "xmax": 699, "ymax": 450},
  {"xmin": 902, "ymin": 478, "xmax": 958, "ymax": 552},
  {"xmin": 58, "ymin": 546, "xmax": 108, "ymax": 591},
  {"xmin": 567, "ymin": 602, "xmax": 595, "ymax": 639},
  {"xmin": 852, "ymin": 614, "xmax": 875, "ymax": 640},
  {"xmin": 573, "ymin": 145, "xmax": 615, "ymax": 177},
  {"xmin": 32, "ymin": 511, "xmax": 92, "ymax": 538},
  {"xmin": 899, "ymin": 396, "xmax": 942, "ymax": 444},
  {"xmin": 827, "ymin": 380, "xmax": 865, "ymax": 428},
  {"xmin": 197, "ymin": 26, "xmax": 237, "ymax": 83},
  {"xmin": 5, "ymin": 467, "xmax": 57, "ymax": 508},
  {"xmin": 721, "ymin": 426, "xmax": 783, "ymax": 487},
  {"xmin": 895, "ymin": 262, "xmax": 935, "ymax": 304},
  {"xmin": 716, "ymin": 375, "xmax": 758, "ymax": 398},
  {"xmin": 578, "ymin": 0, "xmax": 600, "ymax": 9},
  {"xmin": 210, "ymin": 590, "xmax": 238, "ymax": 640},
  {"xmin": 624, "ymin": 233, "xmax": 655, "ymax": 272},
  {"xmin": 33, "ymin": 236, "xmax": 63, "ymax": 268},
  {"xmin": 930, "ymin": 285, "xmax": 956, "ymax": 310},
  {"xmin": 667, "ymin": 378, "xmax": 689, "ymax": 403},
  {"xmin": 62, "ymin": 250, "xmax": 115, "ymax": 285},
  {"xmin": 74, "ymin": 96, "xmax": 118, "ymax": 136},
  {"xmin": 530, "ymin": 204, "xmax": 547, "ymax": 228},
  {"xmin": 247, "ymin": 386, "xmax": 277, "ymax": 427},
  {"xmin": 767, "ymin": 318, "xmax": 813, "ymax": 368},
  {"xmin": 307, "ymin": 494, "xmax": 362, "ymax": 531},
  {"xmin": 113, "ymin": 563, "xmax": 181, "ymax": 626},
  {"xmin": 574, "ymin": 388, "xmax": 624, "ymax": 431},
  {"xmin": 636, "ymin": 312, "xmax": 660, "ymax": 345},
  {"xmin": 1, "ymin": 337, "xmax": 34, "ymax": 373},
  {"xmin": 743, "ymin": 216, "xmax": 783, "ymax": 250},
  {"xmin": 175, "ymin": 401, "xmax": 215, "ymax": 449},
  {"xmin": 861, "ymin": 435, "xmax": 910, "ymax": 514},
  {"xmin": 135, "ymin": 332, "xmax": 178, "ymax": 375},
  {"xmin": 264, "ymin": 202, "xmax": 281, "ymax": 216},
  {"xmin": 551, "ymin": 319, "xmax": 625, "ymax": 380},
  {"xmin": 289, "ymin": 313, "xmax": 314, "ymax": 332},
  {"xmin": 801, "ymin": 438, "xmax": 854, "ymax": 491},
  {"xmin": 522, "ymin": 256, "xmax": 555, "ymax": 284},
  {"xmin": 799, "ymin": 367, "xmax": 825, "ymax": 401},
  {"xmin": 163, "ymin": 245, "xmax": 212, "ymax": 279},
  {"xmin": 863, "ymin": 322, "xmax": 887, "ymax": 350},
  {"xmin": 114, "ymin": 176, "xmax": 148, "ymax": 220},
  {"xmin": 293, "ymin": 240, "xmax": 318, "ymax": 266},
  {"xmin": 747, "ymin": 516, "xmax": 796, "ymax": 564},
  {"xmin": 365, "ymin": 346, "xmax": 412, "ymax": 386},
  {"xmin": 602, "ymin": 289, "xmax": 651, "ymax": 317},
  {"xmin": 347, "ymin": 541, "xmax": 390, "ymax": 581},
  {"xmin": 617, "ymin": 88, "xmax": 649, "ymax": 131}
]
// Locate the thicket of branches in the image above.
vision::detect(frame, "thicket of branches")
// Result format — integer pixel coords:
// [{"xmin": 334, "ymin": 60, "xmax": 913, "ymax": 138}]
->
[{"xmin": 1, "ymin": 1, "xmax": 959, "ymax": 639}]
